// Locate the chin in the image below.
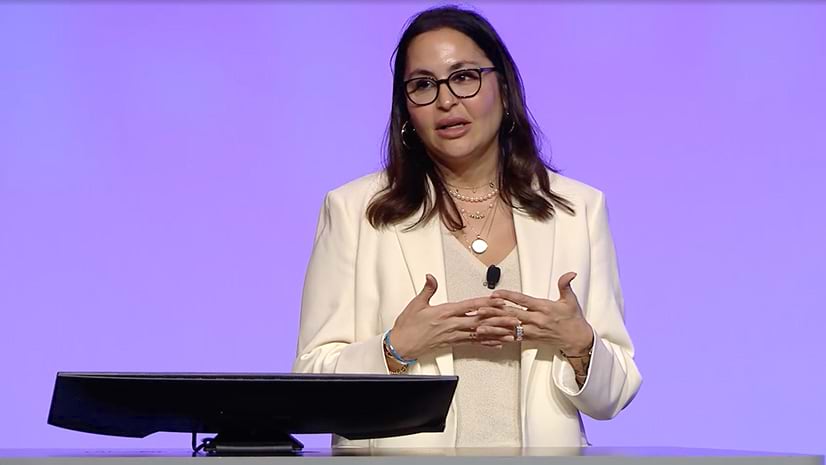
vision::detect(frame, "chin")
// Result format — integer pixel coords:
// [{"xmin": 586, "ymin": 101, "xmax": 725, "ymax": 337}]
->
[{"xmin": 431, "ymin": 140, "xmax": 479, "ymax": 161}]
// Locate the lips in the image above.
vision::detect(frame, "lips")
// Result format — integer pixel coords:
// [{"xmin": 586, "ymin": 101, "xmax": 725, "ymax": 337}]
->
[
  {"xmin": 435, "ymin": 117, "xmax": 471, "ymax": 139},
  {"xmin": 436, "ymin": 116, "xmax": 470, "ymax": 130}
]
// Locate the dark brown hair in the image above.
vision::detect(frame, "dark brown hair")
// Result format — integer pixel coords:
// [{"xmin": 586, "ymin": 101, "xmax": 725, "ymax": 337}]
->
[{"xmin": 367, "ymin": 5, "xmax": 574, "ymax": 230}]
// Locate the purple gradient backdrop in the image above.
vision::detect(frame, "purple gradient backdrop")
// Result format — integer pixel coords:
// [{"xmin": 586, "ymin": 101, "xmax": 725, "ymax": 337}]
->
[{"xmin": 1, "ymin": 1, "xmax": 824, "ymax": 455}]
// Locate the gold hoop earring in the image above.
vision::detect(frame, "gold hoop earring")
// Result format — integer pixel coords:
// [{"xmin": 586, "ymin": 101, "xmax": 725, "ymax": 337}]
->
[
  {"xmin": 504, "ymin": 112, "xmax": 516, "ymax": 136},
  {"xmin": 401, "ymin": 120, "xmax": 416, "ymax": 149}
]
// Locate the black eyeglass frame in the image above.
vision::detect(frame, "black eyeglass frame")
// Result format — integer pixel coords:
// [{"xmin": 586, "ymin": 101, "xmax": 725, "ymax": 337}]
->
[{"xmin": 403, "ymin": 67, "xmax": 497, "ymax": 106}]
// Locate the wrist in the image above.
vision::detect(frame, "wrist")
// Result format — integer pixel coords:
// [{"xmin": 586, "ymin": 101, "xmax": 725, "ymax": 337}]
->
[
  {"xmin": 561, "ymin": 321, "xmax": 594, "ymax": 356},
  {"xmin": 388, "ymin": 327, "xmax": 420, "ymax": 361},
  {"xmin": 384, "ymin": 330, "xmax": 417, "ymax": 365}
]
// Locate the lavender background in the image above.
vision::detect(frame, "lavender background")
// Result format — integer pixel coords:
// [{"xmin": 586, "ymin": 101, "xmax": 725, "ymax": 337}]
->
[{"xmin": 1, "ymin": 1, "xmax": 824, "ymax": 455}]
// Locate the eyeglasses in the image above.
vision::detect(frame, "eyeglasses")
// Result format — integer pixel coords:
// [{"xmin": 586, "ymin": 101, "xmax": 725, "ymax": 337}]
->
[{"xmin": 404, "ymin": 67, "xmax": 496, "ymax": 106}]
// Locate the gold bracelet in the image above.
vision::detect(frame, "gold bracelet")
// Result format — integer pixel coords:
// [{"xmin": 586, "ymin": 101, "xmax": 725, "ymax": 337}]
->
[
  {"xmin": 388, "ymin": 363, "xmax": 408, "ymax": 375},
  {"xmin": 383, "ymin": 338, "xmax": 409, "ymax": 375},
  {"xmin": 561, "ymin": 344, "xmax": 593, "ymax": 359}
]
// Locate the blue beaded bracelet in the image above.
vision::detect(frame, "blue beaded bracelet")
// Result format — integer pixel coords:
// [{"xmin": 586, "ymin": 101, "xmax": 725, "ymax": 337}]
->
[{"xmin": 383, "ymin": 330, "xmax": 417, "ymax": 365}]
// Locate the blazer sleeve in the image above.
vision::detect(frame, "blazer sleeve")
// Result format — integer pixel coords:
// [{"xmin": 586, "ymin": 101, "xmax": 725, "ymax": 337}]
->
[
  {"xmin": 551, "ymin": 191, "xmax": 642, "ymax": 420},
  {"xmin": 291, "ymin": 191, "xmax": 389, "ymax": 375}
]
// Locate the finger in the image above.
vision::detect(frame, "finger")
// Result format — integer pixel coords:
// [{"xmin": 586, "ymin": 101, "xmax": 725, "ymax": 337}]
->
[
  {"xmin": 490, "ymin": 289, "xmax": 543, "ymax": 309},
  {"xmin": 415, "ymin": 274, "xmax": 439, "ymax": 306},
  {"xmin": 445, "ymin": 297, "xmax": 507, "ymax": 316},
  {"xmin": 479, "ymin": 340, "xmax": 504, "ymax": 348},
  {"xmin": 450, "ymin": 315, "xmax": 522, "ymax": 335},
  {"xmin": 499, "ymin": 306, "xmax": 540, "ymax": 326},
  {"xmin": 475, "ymin": 306, "xmax": 514, "ymax": 318},
  {"xmin": 460, "ymin": 338, "xmax": 508, "ymax": 348},
  {"xmin": 448, "ymin": 330, "xmax": 479, "ymax": 344},
  {"xmin": 476, "ymin": 315, "xmax": 522, "ymax": 329},
  {"xmin": 478, "ymin": 305, "xmax": 527, "ymax": 320},
  {"xmin": 479, "ymin": 334, "xmax": 516, "ymax": 344},
  {"xmin": 476, "ymin": 325, "xmax": 515, "ymax": 338},
  {"xmin": 557, "ymin": 272, "xmax": 577, "ymax": 302},
  {"xmin": 449, "ymin": 315, "xmax": 482, "ymax": 331},
  {"xmin": 475, "ymin": 330, "xmax": 516, "ymax": 345}
]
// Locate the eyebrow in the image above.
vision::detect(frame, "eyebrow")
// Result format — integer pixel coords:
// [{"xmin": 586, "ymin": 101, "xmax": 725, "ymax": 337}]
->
[{"xmin": 406, "ymin": 60, "xmax": 482, "ymax": 79}]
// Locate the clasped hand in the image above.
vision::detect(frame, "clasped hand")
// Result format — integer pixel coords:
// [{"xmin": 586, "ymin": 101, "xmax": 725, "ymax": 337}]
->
[
  {"xmin": 389, "ymin": 272, "xmax": 593, "ymax": 359},
  {"xmin": 487, "ymin": 271, "xmax": 594, "ymax": 355}
]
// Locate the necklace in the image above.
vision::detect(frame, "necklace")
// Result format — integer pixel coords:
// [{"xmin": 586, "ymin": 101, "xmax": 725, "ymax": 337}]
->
[
  {"xmin": 446, "ymin": 181, "xmax": 498, "ymax": 203},
  {"xmin": 460, "ymin": 201, "xmax": 494, "ymax": 220},
  {"xmin": 459, "ymin": 197, "xmax": 498, "ymax": 254},
  {"xmin": 445, "ymin": 181, "xmax": 496, "ymax": 219},
  {"xmin": 444, "ymin": 179, "xmax": 493, "ymax": 192}
]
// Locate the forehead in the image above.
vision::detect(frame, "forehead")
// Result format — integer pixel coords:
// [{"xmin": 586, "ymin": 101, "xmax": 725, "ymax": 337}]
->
[{"xmin": 405, "ymin": 28, "xmax": 489, "ymax": 76}]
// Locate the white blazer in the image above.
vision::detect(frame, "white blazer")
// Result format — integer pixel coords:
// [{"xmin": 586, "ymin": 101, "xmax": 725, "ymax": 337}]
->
[{"xmin": 292, "ymin": 170, "xmax": 642, "ymax": 448}]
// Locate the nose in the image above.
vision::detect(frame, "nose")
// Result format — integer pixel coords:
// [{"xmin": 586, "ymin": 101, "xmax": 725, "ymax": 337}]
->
[{"xmin": 435, "ymin": 81, "xmax": 458, "ymax": 110}]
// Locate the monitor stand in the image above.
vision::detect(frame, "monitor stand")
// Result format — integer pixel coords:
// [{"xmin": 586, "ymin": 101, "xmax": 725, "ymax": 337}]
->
[{"xmin": 197, "ymin": 431, "xmax": 305, "ymax": 456}]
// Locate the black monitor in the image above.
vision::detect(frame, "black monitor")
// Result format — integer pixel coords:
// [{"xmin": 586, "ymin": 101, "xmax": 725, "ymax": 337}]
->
[{"xmin": 48, "ymin": 372, "xmax": 458, "ymax": 455}]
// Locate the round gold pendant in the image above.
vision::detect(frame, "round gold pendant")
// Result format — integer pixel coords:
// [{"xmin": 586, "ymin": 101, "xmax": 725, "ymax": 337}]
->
[{"xmin": 471, "ymin": 238, "xmax": 488, "ymax": 254}]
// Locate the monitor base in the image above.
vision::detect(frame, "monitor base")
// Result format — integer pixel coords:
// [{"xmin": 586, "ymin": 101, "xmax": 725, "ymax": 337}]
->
[{"xmin": 196, "ymin": 431, "xmax": 305, "ymax": 456}]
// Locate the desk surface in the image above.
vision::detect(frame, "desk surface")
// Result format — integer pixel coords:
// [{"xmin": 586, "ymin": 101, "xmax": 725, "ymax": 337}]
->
[{"xmin": 0, "ymin": 447, "xmax": 823, "ymax": 465}]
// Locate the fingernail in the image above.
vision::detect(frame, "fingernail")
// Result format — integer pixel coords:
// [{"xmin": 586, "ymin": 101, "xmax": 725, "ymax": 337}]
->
[{"xmin": 465, "ymin": 310, "xmax": 478, "ymax": 316}]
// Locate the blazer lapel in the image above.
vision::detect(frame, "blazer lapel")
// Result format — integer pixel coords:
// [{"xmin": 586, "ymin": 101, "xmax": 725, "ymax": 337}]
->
[
  {"xmin": 513, "ymin": 207, "xmax": 556, "ymax": 430},
  {"xmin": 394, "ymin": 213, "xmax": 454, "ymax": 377}
]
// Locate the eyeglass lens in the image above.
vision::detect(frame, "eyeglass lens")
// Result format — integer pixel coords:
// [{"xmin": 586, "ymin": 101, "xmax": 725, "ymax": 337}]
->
[{"xmin": 405, "ymin": 69, "xmax": 483, "ymax": 105}]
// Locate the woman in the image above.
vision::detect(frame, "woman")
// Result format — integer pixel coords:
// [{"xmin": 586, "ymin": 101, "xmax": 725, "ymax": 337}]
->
[{"xmin": 293, "ymin": 6, "xmax": 641, "ymax": 448}]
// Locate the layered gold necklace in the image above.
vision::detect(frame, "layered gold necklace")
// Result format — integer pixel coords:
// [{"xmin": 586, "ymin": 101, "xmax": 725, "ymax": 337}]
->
[{"xmin": 446, "ymin": 181, "xmax": 498, "ymax": 255}]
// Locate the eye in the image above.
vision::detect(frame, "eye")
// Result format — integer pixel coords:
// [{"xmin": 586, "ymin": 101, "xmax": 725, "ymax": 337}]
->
[
  {"xmin": 450, "ymin": 70, "xmax": 479, "ymax": 83},
  {"xmin": 411, "ymin": 79, "xmax": 435, "ymax": 91}
]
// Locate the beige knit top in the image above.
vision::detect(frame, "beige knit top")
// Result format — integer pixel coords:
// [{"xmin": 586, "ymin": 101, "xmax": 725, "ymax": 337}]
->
[{"xmin": 441, "ymin": 226, "xmax": 522, "ymax": 447}]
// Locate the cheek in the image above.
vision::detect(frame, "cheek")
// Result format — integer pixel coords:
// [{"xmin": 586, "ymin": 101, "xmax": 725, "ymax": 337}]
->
[
  {"xmin": 406, "ymin": 103, "xmax": 430, "ymax": 132},
  {"xmin": 466, "ymin": 85, "xmax": 502, "ymax": 124}
]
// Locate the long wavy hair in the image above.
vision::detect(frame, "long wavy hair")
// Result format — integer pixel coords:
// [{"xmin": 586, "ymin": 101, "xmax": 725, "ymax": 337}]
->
[{"xmin": 367, "ymin": 5, "xmax": 575, "ymax": 231}]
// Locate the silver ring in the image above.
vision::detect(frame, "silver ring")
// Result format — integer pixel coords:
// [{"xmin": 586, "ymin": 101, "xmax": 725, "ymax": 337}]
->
[{"xmin": 515, "ymin": 322, "xmax": 524, "ymax": 342}]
